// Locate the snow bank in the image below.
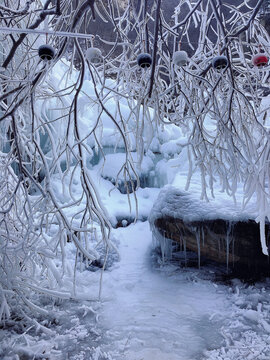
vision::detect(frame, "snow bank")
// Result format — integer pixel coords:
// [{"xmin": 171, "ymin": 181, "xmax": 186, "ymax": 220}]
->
[
  {"xmin": 149, "ymin": 184, "xmax": 259, "ymax": 226},
  {"xmin": 96, "ymin": 152, "xmax": 154, "ymax": 181},
  {"xmin": 50, "ymin": 163, "xmax": 160, "ymax": 227}
]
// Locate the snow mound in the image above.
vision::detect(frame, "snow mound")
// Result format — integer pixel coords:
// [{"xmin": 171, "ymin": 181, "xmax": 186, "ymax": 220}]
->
[
  {"xmin": 96, "ymin": 152, "xmax": 154, "ymax": 181},
  {"xmin": 149, "ymin": 185, "xmax": 259, "ymax": 225}
]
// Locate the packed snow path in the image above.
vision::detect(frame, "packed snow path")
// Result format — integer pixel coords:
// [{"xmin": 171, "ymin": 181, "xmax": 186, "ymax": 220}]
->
[
  {"xmin": 2, "ymin": 221, "xmax": 270, "ymax": 359},
  {"xmin": 99, "ymin": 221, "xmax": 230, "ymax": 360}
]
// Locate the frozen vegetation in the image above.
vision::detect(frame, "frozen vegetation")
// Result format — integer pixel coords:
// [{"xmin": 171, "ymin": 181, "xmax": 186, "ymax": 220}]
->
[
  {"xmin": 1, "ymin": 59, "xmax": 270, "ymax": 359},
  {"xmin": 2, "ymin": 1, "xmax": 270, "ymax": 359}
]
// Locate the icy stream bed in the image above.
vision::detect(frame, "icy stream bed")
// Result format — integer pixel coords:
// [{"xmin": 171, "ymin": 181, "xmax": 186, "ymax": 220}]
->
[
  {"xmin": 97, "ymin": 221, "xmax": 230, "ymax": 360},
  {"xmin": 2, "ymin": 221, "xmax": 270, "ymax": 359}
]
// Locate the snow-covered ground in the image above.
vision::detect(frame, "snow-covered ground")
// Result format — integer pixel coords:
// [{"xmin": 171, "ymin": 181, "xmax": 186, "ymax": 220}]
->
[
  {"xmin": 2, "ymin": 219, "xmax": 270, "ymax": 359},
  {"xmin": 96, "ymin": 221, "xmax": 229, "ymax": 360}
]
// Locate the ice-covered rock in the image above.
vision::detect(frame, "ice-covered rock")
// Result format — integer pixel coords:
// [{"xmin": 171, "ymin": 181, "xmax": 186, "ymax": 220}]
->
[{"xmin": 149, "ymin": 186, "xmax": 270, "ymax": 275}]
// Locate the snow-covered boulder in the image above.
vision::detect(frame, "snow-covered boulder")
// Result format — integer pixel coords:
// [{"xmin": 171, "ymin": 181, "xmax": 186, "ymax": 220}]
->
[{"xmin": 149, "ymin": 186, "xmax": 270, "ymax": 276}]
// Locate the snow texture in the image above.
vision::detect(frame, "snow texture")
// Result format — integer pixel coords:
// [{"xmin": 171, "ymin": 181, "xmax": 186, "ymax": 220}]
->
[
  {"xmin": 2, "ymin": 222, "xmax": 270, "ymax": 359},
  {"xmin": 2, "ymin": 37, "xmax": 270, "ymax": 360},
  {"xmin": 149, "ymin": 184, "xmax": 259, "ymax": 225},
  {"xmin": 96, "ymin": 152, "xmax": 154, "ymax": 181}
]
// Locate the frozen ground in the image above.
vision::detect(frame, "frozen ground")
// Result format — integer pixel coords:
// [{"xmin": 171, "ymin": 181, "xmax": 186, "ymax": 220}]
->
[
  {"xmin": 2, "ymin": 220, "xmax": 270, "ymax": 359},
  {"xmin": 96, "ymin": 221, "xmax": 229, "ymax": 360}
]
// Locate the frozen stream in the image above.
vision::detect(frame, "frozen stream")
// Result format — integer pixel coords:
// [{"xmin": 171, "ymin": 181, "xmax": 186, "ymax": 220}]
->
[
  {"xmin": 98, "ymin": 221, "xmax": 230, "ymax": 360},
  {"xmin": 2, "ymin": 221, "xmax": 270, "ymax": 359}
]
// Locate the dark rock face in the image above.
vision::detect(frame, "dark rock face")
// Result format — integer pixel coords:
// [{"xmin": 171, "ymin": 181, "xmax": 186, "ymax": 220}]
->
[
  {"xmin": 153, "ymin": 216, "xmax": 270, "ymax": 276},
  {"xmin": 103, "ymin": 174, "xmax": 154, "ymax": 194},
  {"xmin": 72, "ymin": 0, "xmax": 258, "ymax": 57}
]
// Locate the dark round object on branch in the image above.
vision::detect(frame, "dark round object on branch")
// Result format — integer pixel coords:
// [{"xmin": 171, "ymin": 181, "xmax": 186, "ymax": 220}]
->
[
  {"xmin": 212, "ymin": 55, "xmax": 228, "ymax": 71},
  {"xmin": 137, "ymin": 53, "xmax": 152, "ymax": 68},
  {"xmin": 38, "ymin": 44, "xmax": 55, "ymax": 61}
]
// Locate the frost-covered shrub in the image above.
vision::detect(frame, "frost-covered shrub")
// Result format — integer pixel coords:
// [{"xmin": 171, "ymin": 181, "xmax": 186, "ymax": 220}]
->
[{"xmin": 1, "ymin": 0, "xmax": 270, "ymax": 325}]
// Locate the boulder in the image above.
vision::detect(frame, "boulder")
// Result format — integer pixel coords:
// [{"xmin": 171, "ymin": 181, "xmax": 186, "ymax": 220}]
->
[{"xmin": 149, "ymin": 186, "xmax": 270, "ymax": 276}]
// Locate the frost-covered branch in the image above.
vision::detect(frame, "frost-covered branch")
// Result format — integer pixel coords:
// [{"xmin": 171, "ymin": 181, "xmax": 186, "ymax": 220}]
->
[{"xmin": 0, "ymin": 0, "xmax": 269, "ymax": 325}]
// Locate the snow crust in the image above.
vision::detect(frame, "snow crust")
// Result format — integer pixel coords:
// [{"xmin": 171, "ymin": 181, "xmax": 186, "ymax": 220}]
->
[
  {"xmin": 2, "ymin": 222, "xmax": 270, "ymax": 360},
  {"xmin": 149, "ymin": 183, "xmax": 259, "ymax": 225},
  {"xmin": 96, "ymin": 152, "xmax": 154, "ymax": 181}
]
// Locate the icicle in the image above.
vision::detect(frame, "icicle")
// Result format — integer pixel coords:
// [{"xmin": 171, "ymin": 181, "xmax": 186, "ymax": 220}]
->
[
  {"xmin": 232, "ymin": 234, "xmax": 235, "ymax": 265},
  {"xmin": 226, "ymin": 221, "xmax": 235, "ymax": 271},
  {"xmin": 195, "ymin": 226, "xmax": 201, "ymax": 268},
  {"xmin": 163, "ymin": 231, "xmax": 173, "ymax": 262},
  {"xmin": 152, "ymin": 227, "xmax": 173, "ymax": 263},
  {"xmin": 161, "ymin": 230, "xmax": 166, "ymax": 263},
  {"xmin": 183, "ymin": 235, "xmax": 187, "ymax": 267},
  {"xmin": 201, "ymin": 225, "xmax": 205, "ymax": 247},
  {"xmin": 226, "ymin": 221, "xmax": 231, "ymax": 272},
  {"xmin": 258, "ymin": 217, "xmax": 269, "ymax": 256},
  {"xmin": 151, "ymin": 226, "xmax": 158, "ymax": 247}
]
